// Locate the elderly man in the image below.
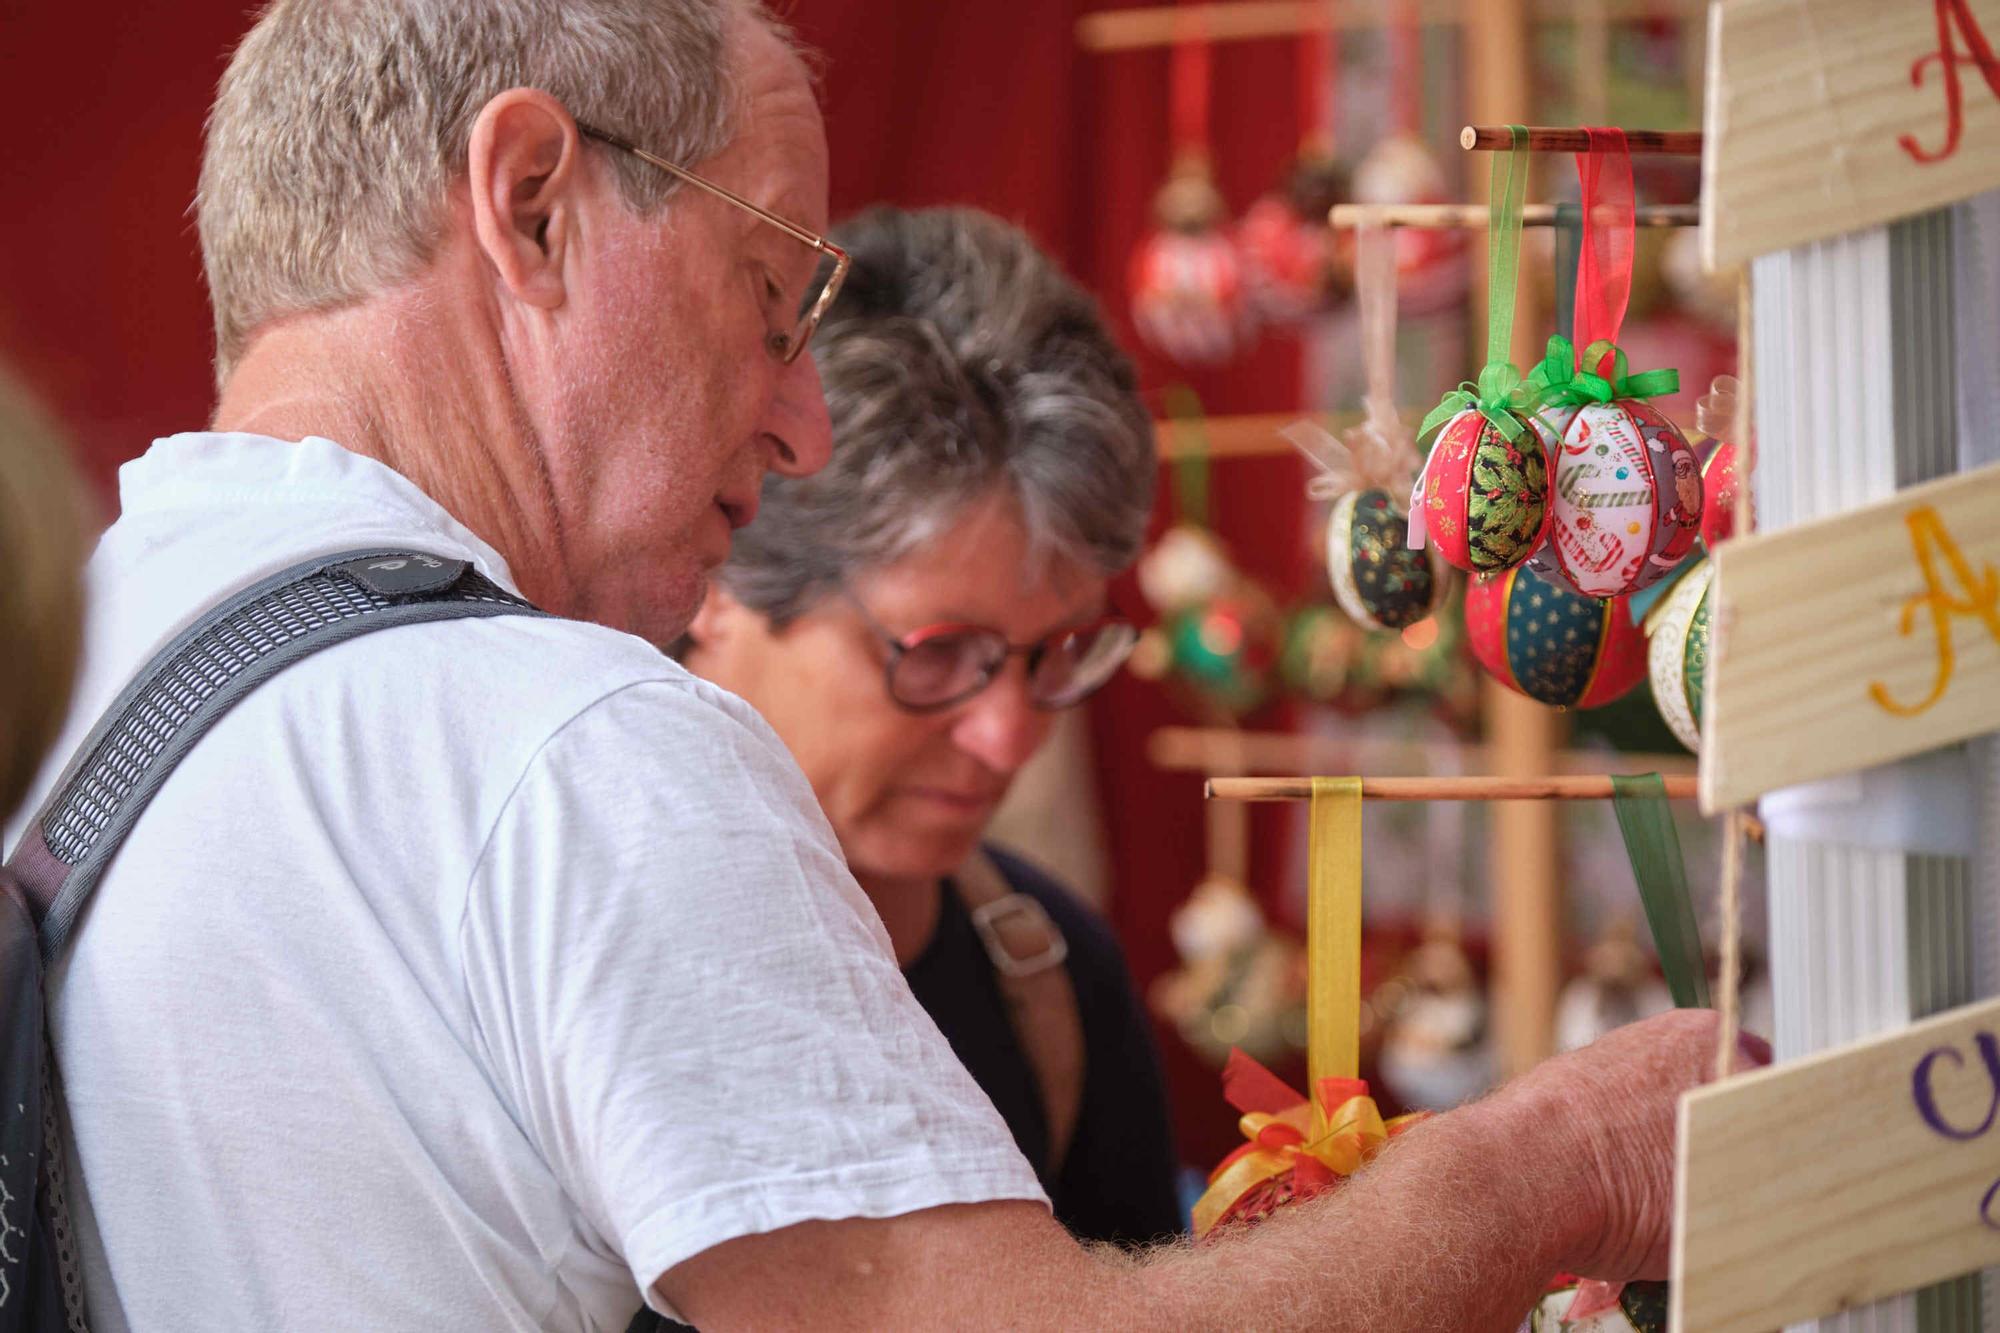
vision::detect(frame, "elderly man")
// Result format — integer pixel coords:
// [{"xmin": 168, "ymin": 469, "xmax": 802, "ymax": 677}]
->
[{"xmin": 8, "ymin": 2, "xmax": 1745, "ymax": 1330}]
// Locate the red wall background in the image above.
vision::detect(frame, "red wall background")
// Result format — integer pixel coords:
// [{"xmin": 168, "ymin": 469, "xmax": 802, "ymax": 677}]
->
[{"xmin": 1, "ymin": 0, "xmax": 1320, "ymax": 1163}]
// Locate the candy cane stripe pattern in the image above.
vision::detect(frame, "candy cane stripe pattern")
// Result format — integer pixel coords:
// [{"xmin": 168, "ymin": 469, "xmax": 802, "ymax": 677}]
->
[{"xmin": 1530, "ymin": 399, "xmax": 1702, "ymax": 599}]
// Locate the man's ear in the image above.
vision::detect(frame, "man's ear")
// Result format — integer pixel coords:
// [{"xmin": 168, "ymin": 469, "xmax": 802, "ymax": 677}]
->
[{"xmin": 465, "ymin": 88, "xmax": 581, "ymax": 310}]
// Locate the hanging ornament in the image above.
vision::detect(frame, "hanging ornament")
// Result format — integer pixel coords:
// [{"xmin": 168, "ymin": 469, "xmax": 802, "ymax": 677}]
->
[
  {"xmin": 1464, "ymin": 564, "xmax": 1646, "ymax": 709},
  {"xmin": 1524, "ymin": 344, "xmax": 1702, "ymax": 598},
  {"xmin": 1692, "ymin": 375, "xmax": 1748, "ymax": 551},
  {"xmin": 1237, "ymin": 22, "xmax": 1347, "ymax": 321},
  {"xmin": 1290, "ymin": 223, "xmax": 1452, "ymax": 628},
  {"xmin": 1408, "ymin": 127, "xmax": 1555, "ymax": 577},
  {"xmin": 1130, "ymin": 20, "xmax": 1246, "ymax": 365},
  {"xmin": 1134, "ymin": 392, "xmax": 1281, "ymax": 718},
  {"xmin": 1644, "ymin": 557, "xmax": 1713, "ymax": 753},
  {"xmin": 1521, "ymin": 131, "xmax": 1701, "ymax": 599}
]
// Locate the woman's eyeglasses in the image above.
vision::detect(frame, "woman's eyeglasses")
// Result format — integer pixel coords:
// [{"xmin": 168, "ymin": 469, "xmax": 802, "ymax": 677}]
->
[{"xmin": 841, "ymin": 588, "xmax": 1137, "ymax": 714}]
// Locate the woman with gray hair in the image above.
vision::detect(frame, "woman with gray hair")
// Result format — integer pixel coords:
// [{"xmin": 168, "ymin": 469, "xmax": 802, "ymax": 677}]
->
[{"xmin": 682, "ymin": 206, "xmax": 1181, "ymax": 1245}]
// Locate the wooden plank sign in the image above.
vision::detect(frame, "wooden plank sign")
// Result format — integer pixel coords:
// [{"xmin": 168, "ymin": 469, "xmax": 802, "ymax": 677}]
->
[
  {"xmin": 1702, "ymin": 0, "xmax": 2000, "ymax": 270},
  {"xmin": 1672, "ymin": 995, "xmax": 2000, "ymax": 1332},
  {"xmin": 1699, "ymin": 460, "xmax": 2000, "ymax": 814}
]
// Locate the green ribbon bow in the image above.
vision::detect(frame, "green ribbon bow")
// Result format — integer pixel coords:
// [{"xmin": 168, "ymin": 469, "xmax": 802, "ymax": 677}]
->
[
  {"xmin": 1417, "ymin": 361, "xmax": 1529, "ymax": 445},
  {"xmin": 1526, "ymin": 335, "xmax": 1681, "ymax": 410}
]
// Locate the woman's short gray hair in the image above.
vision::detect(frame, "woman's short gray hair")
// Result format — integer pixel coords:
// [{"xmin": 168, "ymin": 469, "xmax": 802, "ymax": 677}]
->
[
  {"xmin": 719, "ymin": 206, "xmax": 1157, "ymax": 626},
  {"xmin": 198, "ymin": 0, "xmax": 777, "ymax": 382}
]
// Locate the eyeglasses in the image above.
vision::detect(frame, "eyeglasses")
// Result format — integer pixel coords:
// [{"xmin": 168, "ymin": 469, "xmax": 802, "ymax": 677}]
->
[
  {"xmin": 576, "ymin": 122, "xmax": 850, "ymax": 365},
  {"xmin": 841, "ymin": 588, "xmax": 1138, "ymax": 714}
]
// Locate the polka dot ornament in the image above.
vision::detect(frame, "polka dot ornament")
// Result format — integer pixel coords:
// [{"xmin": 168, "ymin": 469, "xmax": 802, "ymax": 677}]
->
[{"xmin": 1464, "ymin": 563, "xmax": 1645, "ymax": 709}]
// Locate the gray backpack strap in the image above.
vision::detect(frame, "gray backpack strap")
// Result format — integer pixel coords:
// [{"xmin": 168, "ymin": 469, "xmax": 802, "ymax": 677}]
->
[
  {"xmin": 1, "ymin": 549, "xmax": 542, "ymax": 1333},
  {"xmin": 13, "ymin": 548, "xmax": 544, "ymax": 961}
]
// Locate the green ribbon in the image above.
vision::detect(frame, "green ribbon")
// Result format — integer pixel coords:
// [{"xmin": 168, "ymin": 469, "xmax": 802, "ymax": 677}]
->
[
  {"xmin": 1526, "ymin": 335, "xmax": 1681, "ymax": 411},
  {"xmin": 1164, "ymin": 384, "xmax": 1210, "ymax": 529},
  {"xmin": 1610, "ymin": 773, "xmax": 1710, "ymax": 1010},
  {"xmin": 1420, "ymin": 126, "xmax": 1532, "ymax": 448}
]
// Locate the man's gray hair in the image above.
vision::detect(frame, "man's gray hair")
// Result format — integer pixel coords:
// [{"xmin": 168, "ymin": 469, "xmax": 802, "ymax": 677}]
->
[
  {"xmin": 199, "ymin": 0, "xmax": 771, "ymax": 382},
  {"xmin": 719, "ymin": 206, "xmax": 1157, "ymax": 626}
]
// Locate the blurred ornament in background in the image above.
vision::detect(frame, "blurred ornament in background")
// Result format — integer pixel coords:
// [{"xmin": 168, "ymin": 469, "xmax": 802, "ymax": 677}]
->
[
  {"xmin": 1375, "ymin": 924, "xmax": 1492, "ymax": 1111},
  {"xmin": 1137, "ymin": 523, "xmax": 1236, "ymax": 617},
  {"xmin": 1150, "ymin": 876, "xmax": 1307, "ymax": 1068},
  {"xmin": 1349, "ymin": 133, "xmax": 1467, "ymax": 315},
  {"xmin": 1554, "ymin": 917, "xmax": 1673, "ymax": 1053},
  {"xmin": 1689, "ymin": 376, "xmax": 1749, "ymax": 551},
  {"xmin": 1465, "ymin": 564, "xmax": 1646, "ymax": 710},
  {"xmin": 1237, "ymin": 152, "xmax": 1350, "ymax": 323},
  {"xmin": 1660, "ymin": 227, "xmax": 1739, "ymax": 334},
  {"xmin": 1131, "ymin": 158, "xmax": 1248, "ymax": 366}
]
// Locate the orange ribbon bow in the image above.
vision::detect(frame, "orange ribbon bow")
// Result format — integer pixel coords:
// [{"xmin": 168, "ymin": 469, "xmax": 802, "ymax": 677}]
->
[{"xmin": 1192, "ymin": 1048, "xmax": 1428, "ymax": 1237}]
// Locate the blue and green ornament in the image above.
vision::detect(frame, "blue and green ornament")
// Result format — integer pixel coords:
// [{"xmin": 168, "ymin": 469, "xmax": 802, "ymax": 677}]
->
[{"xmin": 1464, "ymin": 563, "xmax": 1645, "ymax": 709}]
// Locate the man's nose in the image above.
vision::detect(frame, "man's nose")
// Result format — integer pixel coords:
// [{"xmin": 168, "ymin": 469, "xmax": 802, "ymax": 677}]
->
[
  {"xmin": 950, "ymin": 663, "xmax": 1050, "ymax": 777},
  {"xmin": 759, "ymin": 350, "xmax": 833, "ymax": 478}
]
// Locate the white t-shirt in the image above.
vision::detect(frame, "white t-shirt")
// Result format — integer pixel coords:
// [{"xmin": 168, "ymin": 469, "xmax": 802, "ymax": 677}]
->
[{"xmin": 7, "ymin": 433, "xmax": 1045, "ymax": 1332}]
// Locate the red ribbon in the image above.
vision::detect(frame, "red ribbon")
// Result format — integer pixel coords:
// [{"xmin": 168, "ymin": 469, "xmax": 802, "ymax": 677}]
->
[
  {"xmin": 1170, "ymin": 4, "xmax": 1212, "ymax": 159},
  {"xmin": 1391, "ymin": 0, "xmax": 1421, "ymax": 136},
  {"xmin": 1573, "ymin": 127, "xmax": 1634, "ymax": 378},
  {"xmin": 1299, "ymin": 21, "xmax": 1338, "ymax": 152}
]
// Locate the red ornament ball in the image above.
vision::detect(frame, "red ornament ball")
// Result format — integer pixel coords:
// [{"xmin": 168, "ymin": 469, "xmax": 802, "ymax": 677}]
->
[
  {"xmin": 1130, "ymin": 229, "xmax": 1246, "ymax": 366},
  {"xmin": 1700, "ymin": 439, "xmax": 1741, "ymax": 550},
  {"xmin": 1416, "ymin": 409, "xmax": 1554, "ymax": 575},
  {"xmin": 1464, "ymin": 564, "xmax": 1646, "ymax": 709}
]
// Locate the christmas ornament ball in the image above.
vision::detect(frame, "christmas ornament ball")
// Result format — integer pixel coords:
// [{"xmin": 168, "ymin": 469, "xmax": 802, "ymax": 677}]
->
[
  {"xmin": 1464, "ymin": 564, "xmax": 1646, "ymax": 709},
  {"xmin": 1533, "ymin": 400, "xmax": 1703, "ymax": 599},
  {"xmin": 1700, "ymin": 439, "xmax": 1741, "ymax": 550},
  {"xmin": 1645, "ymin": 559, "xmax": 1714, "ymax": 752},
  {"xmin": 1417, "ymin": 408, "xmax": 1554, "ymax": 575},
  {"xmin": 1326, "ymin": 489, "xmax": 1450, "ymax": 631},
  {"xmin": 1166, "ymin": 594, "xmax": 1281, "ymax": 715},
  {"xmin": 1525, "ymin": 1280, "xmax": 1667, "ymax": 1333}
]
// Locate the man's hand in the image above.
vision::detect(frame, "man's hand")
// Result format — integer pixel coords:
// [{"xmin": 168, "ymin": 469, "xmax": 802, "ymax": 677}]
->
[{"xmin": 1495, "ymin": 1009, "xmax": 1771, "ymax": 1281}]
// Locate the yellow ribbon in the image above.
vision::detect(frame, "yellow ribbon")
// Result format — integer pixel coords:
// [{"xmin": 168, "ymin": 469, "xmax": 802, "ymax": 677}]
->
[{"xmin": 1307, "ymin": 776, "xmax": 1363, "ymax": 1132}]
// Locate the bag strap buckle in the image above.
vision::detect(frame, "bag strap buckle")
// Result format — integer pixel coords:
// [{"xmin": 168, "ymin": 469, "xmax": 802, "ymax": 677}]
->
[{"xmin": 967, "ymin": 893, "xmax": 1069, "ymax": 979}]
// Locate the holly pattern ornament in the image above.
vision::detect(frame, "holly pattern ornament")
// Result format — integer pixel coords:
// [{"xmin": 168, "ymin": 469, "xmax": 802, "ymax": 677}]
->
[
  {"xmin": 1531, "ymin": 399, "xmax": 1702, "ymax": 599},
  {"xmin": 1644, "ymin": 558, "xmax": 1713, "ymax": 752},
  {"xmin": 1327, "ymin": 489, "xmax": 1450, "ymax": 631},
  {"xmin": 1465, "ymin": 563, "xmax": 1645, "ymax": 709},
  {"xmin": 1418, "ymin": 408, "xmax": 1554, "ymax": 575}
]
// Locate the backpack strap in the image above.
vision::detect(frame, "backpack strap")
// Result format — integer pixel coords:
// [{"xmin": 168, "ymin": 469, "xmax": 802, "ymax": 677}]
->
[
  {"xmin": 9, "ymin": 549, "xmax": 544, "ymax": 962},
  {"xmin": 950, "ymin": 851, "xmax": 1086, "ymax": 1181},
  {"xmin": 2, "ymin": 549, "xmax": 542, "ymax": 1333}
]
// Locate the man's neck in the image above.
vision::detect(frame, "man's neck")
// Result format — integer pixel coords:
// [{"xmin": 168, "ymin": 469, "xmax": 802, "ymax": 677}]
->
[{"xmin": 212, "ymin": 293, "xmax": 575, "ymax": 613}]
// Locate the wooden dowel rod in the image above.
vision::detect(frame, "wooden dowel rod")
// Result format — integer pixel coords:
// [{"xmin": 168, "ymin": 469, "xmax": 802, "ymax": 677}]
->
[
  {"xmin": 1460, "ymin": 125, "xmax": 1703, "ymax": 155},
  {"xmin": 1077, "ymin": 0, "xmax": 1699, "ymax": 52},
  {"xmin": 1147, "ymin": 725, "xmax": 1696, "ymax": 777},
  {"xmin": 1329, "ymin": 202, "xmax": 1698, "ymax": 231},
  {"xmin": 1153, "ymin": 406, "xmax": 1700, "ymax": 461},
  {"xmin": 1205, "ymin": 774, "xmax": 1700, "ymax": 802}
]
